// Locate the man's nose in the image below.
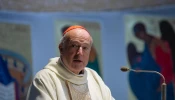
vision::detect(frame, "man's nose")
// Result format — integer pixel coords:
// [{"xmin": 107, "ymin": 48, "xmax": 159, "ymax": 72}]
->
[{"xmin": 77, "ymin": 47, "xmax": 83, "ymax": 55}]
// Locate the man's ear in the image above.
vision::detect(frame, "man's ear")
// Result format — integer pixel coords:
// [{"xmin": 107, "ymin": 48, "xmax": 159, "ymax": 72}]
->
[{"xmin": 59, "ymin": 44, "xmax": 63, "ymax": 54}]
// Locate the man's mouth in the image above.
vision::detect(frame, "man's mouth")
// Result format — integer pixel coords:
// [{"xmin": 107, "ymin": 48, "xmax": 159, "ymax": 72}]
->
[{"xmin": 73, "ymin": 59, "xmax": 82, "ymax": 62}]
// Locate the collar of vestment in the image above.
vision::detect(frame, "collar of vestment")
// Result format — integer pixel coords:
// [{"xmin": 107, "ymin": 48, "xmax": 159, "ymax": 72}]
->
[{"xmin": 44, "ymin": 57, "xmax": 88, "ymax": 85}]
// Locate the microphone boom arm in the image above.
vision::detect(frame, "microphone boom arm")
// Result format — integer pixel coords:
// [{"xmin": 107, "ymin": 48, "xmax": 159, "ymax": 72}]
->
[
  {"xmin": 121, "ymin": 67, "xmax": 166, "ymax": 100},
  {"xmin": 130, "ymin": 69, "xmax": 166, "ymax": 84}
]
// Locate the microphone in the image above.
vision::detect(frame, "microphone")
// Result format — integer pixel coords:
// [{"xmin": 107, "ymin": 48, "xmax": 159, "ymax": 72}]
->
[{"xmin": 121, "ymin": 66, "xmax": 166, "ymax": 100}]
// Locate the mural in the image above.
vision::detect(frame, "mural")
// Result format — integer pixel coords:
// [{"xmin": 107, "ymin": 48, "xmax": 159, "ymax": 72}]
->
[
  {"xmin": 54, "ymin": 20, "xmax": 103, "ymax": 77},
  {"xmin": 0, "ymin": 22, "xmax": 32, "ymax": 100},
  {"xmin": 125, "ymin": 15, "xmax": 175, "ymax": 100}
]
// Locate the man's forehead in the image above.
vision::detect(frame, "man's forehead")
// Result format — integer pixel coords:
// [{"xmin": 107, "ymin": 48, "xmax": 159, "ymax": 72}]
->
[
  {"xmin": 69, "ymin": 39, "xmax": 91, "ymax": 44},
  {"xmin": 67, "ymin": 28, "xmax": 91, "ymax": 40}
]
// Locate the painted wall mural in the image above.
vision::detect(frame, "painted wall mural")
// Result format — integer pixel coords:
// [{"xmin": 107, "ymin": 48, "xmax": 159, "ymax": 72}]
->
[
  {"xmin": 0, "ymin": 22, "xmax": 32, "ymax": 100},
  {"xmin": 125, "ymin": 15, "xmax": 175, "ymax": 100}
]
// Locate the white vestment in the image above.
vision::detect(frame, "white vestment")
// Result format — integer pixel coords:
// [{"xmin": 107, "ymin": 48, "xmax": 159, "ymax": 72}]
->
[{"xmin": 26, "ymin": 57, "xmax": 115, "ymax": 100}]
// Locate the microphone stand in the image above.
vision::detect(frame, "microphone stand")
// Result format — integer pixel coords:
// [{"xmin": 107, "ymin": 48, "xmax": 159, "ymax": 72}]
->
[
  {"xmin": 130, "ymin": 69, "xmax": 166, "ymax": 100},
  {"xmin": 121, "ymin": 67, "xmax": 166, "ymax": 100}
]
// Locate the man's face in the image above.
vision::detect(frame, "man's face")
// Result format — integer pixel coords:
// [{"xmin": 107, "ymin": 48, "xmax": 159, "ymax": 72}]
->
[{"xmin": 59, "ymin": 28, "xmax": 92, "ymax": 74}]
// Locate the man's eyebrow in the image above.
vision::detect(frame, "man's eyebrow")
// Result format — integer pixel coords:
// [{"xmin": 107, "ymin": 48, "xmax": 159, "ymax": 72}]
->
[
  {"xmin": 69, "ymin": 41, "xmax": 79, "ymax": 44},
  {"xmin": 83, "ymin": 43, "xmax": 90, "ymax": 45}
]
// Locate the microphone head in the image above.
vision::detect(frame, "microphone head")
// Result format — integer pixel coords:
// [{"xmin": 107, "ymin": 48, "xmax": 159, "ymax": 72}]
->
[{"xmin": 120, "ymin": 67, "xmax": 130, "ymax": 72}]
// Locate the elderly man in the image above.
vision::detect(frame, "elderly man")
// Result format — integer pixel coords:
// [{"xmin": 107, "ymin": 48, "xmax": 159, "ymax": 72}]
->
[{"xmin": 26, "ymin": 25, "xmax": 115, "ymax": 100}]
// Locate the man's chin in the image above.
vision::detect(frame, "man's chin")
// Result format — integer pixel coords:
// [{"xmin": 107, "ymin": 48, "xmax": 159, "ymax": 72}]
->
[{"xmin": 72, "ymin": 64, "xmax": 84, "ymax": 69}]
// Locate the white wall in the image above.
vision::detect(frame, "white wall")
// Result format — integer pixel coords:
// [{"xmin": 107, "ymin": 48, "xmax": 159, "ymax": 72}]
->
[{"xmin": 0, "ymin": 5, "xmax": 175, "ymax": 99}]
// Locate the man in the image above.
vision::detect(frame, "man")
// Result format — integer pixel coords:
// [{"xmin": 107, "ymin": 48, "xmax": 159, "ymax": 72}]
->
[
  {"xmin": 26, "ymin": 25, "xmax": 115, "ymax": 100},
  {"xmin": 61, "ymin": 25, "xmax": 102, "ymax": 77}
]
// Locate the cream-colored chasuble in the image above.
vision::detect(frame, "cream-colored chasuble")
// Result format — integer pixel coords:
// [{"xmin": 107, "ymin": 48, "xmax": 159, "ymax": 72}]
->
[{"xmin": 26, "ymin": 57, "xmax": 115, "ymax": 100}]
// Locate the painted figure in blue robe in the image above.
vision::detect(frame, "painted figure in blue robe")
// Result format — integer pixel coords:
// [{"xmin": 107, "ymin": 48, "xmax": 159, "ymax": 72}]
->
[
  {"xmin": 127, "ymin": 22, "xmax": 174, "ymax": 100},
  {"xmin": 0, "ymin": 55, "xmax": 14, "ymax": 85}
]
